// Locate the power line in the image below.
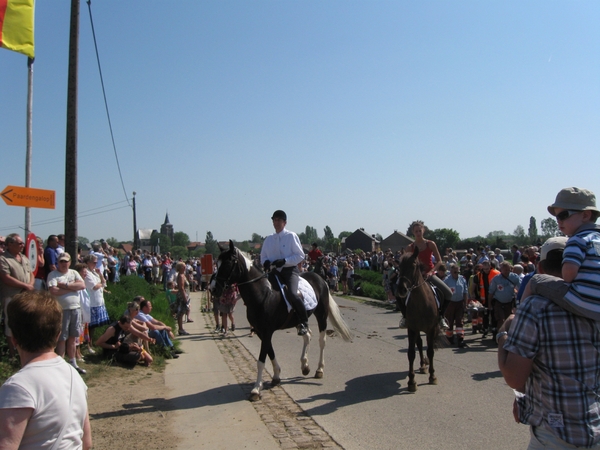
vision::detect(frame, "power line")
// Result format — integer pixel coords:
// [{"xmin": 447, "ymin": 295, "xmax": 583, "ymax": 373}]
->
[{"xmin": 86, "ymin": 0, "xmax": 131, "ymax": 206}]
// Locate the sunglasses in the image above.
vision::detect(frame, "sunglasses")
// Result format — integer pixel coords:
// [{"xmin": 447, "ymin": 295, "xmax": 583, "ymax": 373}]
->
[{"xmin": 555, "ymin": 210, "xmax": 582, "ymax": 221}]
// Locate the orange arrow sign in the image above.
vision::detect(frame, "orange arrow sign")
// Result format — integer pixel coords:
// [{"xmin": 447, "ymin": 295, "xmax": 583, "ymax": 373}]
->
[{"xmin": 1, "ymin": 185, "xmax": 56, "ymax": 209}]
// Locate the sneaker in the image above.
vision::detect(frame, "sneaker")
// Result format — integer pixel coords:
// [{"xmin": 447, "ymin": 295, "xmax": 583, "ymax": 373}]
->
[
  {"xmin": 170, "ymin": 352, "xmax": 180, "ymax": 359},
  {"xmin": 231, "ymin": 324, "xmax": 235, "ymax": 332},
  {"xmin": 171, "ymin": 348, "xmax": 183, "ymax": 355},
  {"xmin": 74, "ymin": 366, "xmax": 86, "ymax": 375},
  {"xmin": 214, "ymin": 326, "xmax": 221, "ymax": 333},
  {"xmin": 220, "ymin": 327, "xmax": 226, "ymax": 334},
  {"xmin": 399, "ymin": 317, "xmax": 407, "ymax": 329},
  {"xmin": 297, "ymin": 323, "xmax": 309, "ymax": 336},
  {"xmin": 178, "ymin": 330, "xmax": 190, "ymax": 336},
  {"xmin": 440, "ymin": 317, "xmax": 449, "ymax": 331},
  {"xmin": 186, "ymin": 319, "xmax": 194, "ymax": 323},
  {"xmin": 87, "ymin": 348, "xmax": 96, "ymax": 355}
]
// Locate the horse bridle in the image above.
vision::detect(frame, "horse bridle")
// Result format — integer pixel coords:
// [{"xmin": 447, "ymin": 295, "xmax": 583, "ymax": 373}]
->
[{"xmin": 214, "ymin": 251, "xmax": 266, "ymax": 292}]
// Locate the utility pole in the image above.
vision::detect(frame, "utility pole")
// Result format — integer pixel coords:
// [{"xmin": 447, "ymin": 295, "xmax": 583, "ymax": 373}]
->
[
  {"xmin": 64, "ymin": 0, "xmax": 80, "ymax": 259},
  {"xmin": 24, "ymin": 57, "xmax": 34, "ymax": 234},
  {"xmin": 132, "ymin": 192, "xmax": 138, "ymax": 250}
]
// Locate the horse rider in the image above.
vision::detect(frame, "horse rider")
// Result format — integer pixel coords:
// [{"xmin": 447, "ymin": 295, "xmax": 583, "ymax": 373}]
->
[{"xmin": 261, "ymin": 210, "xmax": 309, "ymax": 336}]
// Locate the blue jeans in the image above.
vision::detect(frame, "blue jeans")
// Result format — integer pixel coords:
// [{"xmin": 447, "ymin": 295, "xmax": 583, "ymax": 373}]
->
[{"xmin": 149, "ymin": 329, "xmax": 173, "ymax": 348}]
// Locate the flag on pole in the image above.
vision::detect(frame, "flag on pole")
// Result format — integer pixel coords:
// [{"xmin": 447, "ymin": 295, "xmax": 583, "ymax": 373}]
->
[{"xmin": 0, "ymin": 0, "xmax": 35, "ymax": 58}]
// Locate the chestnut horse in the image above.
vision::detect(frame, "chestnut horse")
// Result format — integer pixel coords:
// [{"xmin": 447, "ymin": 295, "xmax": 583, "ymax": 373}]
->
[{"xmin": 395, "ymin": 246, "xmax": 446, "ymax": 392}]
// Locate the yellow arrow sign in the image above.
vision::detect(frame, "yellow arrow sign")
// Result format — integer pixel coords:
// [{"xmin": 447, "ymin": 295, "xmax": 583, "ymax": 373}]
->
[{"xmin": 1, "ymin": 186, "xmax": 56, "ymax": 209}]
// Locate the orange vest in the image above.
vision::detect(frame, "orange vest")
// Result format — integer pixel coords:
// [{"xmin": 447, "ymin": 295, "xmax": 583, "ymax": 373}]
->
[{"xmin": 477, "ymin": 269, "xmax": 500, "ymax": 304}]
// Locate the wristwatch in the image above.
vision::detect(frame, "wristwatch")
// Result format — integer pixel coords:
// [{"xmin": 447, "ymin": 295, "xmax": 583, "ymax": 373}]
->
[{"xmin": 496, "ymin": 331, "xmax": 508, "ymax": 341}]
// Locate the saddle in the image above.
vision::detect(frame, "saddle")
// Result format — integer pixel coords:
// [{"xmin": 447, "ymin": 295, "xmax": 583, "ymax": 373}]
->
[
  {"xmin": 268, "ymin": 274, "xmax": 318, "ymax": 312},
  {"xmin": 405, "ymin": 281, "xmax": 442, "ymax": 310}
]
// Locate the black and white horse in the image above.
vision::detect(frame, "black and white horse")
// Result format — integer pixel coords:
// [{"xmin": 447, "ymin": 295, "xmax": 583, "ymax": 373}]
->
[{"xmin": 212, "ymin": 240, "xmax": 352, "ymax": 401}]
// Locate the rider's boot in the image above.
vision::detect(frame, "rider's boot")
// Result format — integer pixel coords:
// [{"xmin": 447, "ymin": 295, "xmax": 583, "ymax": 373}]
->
[{"xmin": 297, "ymin": 322, "xmax": 309, "ymax": 336}]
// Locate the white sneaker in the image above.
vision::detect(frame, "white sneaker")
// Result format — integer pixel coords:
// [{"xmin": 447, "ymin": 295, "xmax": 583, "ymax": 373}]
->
[{"xmin": 440, "ymin": 317, "xmax": 449, "ymax": 330}]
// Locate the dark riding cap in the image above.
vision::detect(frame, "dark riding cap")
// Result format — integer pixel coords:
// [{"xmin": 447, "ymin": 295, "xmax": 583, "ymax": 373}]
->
[{"xmin": 271, "ymin": 210, "xmax": 287, "ymax": 221}]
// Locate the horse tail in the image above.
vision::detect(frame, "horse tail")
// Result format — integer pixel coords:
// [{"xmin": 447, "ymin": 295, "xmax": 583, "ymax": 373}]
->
[
  {"xmin": 434, "ymin": 325, "xmax": 450, "ymax": 348},
  {"xmin": 328, "ymin": 293, "xmax": 352, "ymax": 342}
]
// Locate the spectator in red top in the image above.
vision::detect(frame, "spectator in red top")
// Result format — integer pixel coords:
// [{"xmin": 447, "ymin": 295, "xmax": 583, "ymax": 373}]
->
[{"xmin": 308, "ymin": 243, "xmax": 323, "ymax": 266}]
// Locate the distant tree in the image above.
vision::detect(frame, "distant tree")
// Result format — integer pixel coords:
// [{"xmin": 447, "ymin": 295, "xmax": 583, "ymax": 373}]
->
[
  {"xmin": 323, "ymin": 226, "xmax": 336, "ymax": 252},
  {"xmin": 298, "ymin": 226, "xmax": 319, "ymax": 245},
  {"xmin": 513, "ymin": 225, "xmax": 528, "ymax": 245},
  {"xmin": 170, "ymin": 245, "xmax": 188, "ymax": 260},
  {"xmin": 236, "ymin": 241, "xmax": 251, "ymax": 253},
  {"xmin": 486, "ymin": 230, "xmax": 506, "ymax": 239},
  {"xmin": 251, "ymin": 233, "xmax": 264, "ymax": 243},
  {"xmin": 428, "ymin": 228, "xmax": 460, "ymax": 253},
  {"xmin": 528, "ymin": 217, "xmax": 538, "ymax": 243},
  {"xmin": 173, "ymin": 231, "xmax": 190, "ymax": 248},
  {"xmin": 77, "ymin": 236, "xmax": 89, "ymax": 248},
  {"xmin": 190, "ymin": 248, "xmax": 206, "ymax": 258},
  {"xmin": 541, "ymin": 217, "xmax": 559, "ymax": 238},
  {"xmin": 205, "ymin": 231, "xmax": 219, "ymax": 257},
  {"xmin": 338, "ymin": 231, "xmax": 352, "ymax": 240},
  {"xmin": 106, "ymin": 237, "xmax": 119, "ymax": 248},
  {"xmin": 374, "ymin": 233, "xmax": 383, "ymax": 241}
]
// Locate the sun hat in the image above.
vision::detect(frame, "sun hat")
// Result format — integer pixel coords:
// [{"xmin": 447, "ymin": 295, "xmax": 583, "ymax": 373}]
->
[
  {"xmin": 548, "ymin": 187, "xmax": 599, "ymax": 216},
  {"xmin": 539, "ymin": 237, "xmax": 567, "ymax": 261},
  {"xmin": 58, "ymin": 252, "xmax": 71, "ymax": 262}
]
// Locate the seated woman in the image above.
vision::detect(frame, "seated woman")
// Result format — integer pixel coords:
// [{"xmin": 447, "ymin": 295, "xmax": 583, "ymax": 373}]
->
[
  {"xmin": 95, "ymin": 316, "xmax": 154, "ymax": 366},
  {"xmin": 124, "ymin": 301, "xmax": 151, "ymax": 351}
]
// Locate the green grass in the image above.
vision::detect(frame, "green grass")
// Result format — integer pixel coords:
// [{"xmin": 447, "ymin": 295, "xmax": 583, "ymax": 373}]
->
[
  {"xmin": 354, "ymin": 269, "xmax": 386, "ymax": 300},
  {"xmin": 0, "ymin": 276, "xmax": 176, "ymax": 384}
]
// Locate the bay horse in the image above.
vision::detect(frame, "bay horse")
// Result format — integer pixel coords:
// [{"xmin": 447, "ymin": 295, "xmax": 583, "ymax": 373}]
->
[
  {"xmin": 395, "ymin": 246, "xmax": 445, "ymax": 392},
  {"xmin": 212, "ymin": 240, "xmax": 352, "ymax": 401}
]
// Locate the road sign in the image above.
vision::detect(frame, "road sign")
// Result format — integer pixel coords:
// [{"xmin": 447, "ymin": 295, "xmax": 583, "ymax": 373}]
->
[
  {"xmin": 1, "ymin": 185, "xmax": 55, "ymax": 209},
  {"xmin": 25, "ymin": 233, "xmax": 38, "ymax": 276}
]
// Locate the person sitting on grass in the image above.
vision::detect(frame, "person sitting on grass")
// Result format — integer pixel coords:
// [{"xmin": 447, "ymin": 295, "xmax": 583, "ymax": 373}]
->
[
  {"xmin": 136, "ymin": 297, "xmax": 182, "ymax": 358},
  {"xmin": 95, "ymin": 316, "xmax": 154, "ymax": 366}
]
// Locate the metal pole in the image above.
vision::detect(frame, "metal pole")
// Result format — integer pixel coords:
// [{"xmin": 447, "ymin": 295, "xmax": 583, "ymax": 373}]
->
[
  {"xmin": 24, "ymin": 57, "xmax": 34, "ymax": 234},
  {"xmin": 64, "ymin": 0, "xmax": 80, "ymax": 259},
  {"xmin": 132, "ymin": 192, "xmax": 137, "ymax": 250}
]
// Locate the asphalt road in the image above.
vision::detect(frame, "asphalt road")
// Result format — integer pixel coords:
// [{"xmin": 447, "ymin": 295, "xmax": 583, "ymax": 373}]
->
[{"xmin": 230, "ymin": 294, "xmax": 530, "ymax": 449}]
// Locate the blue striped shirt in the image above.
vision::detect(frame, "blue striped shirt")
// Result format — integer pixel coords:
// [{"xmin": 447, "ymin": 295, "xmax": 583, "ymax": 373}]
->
[{"xmin": 564, "ymin": 224, "xmax": 600, "ymax": 315}]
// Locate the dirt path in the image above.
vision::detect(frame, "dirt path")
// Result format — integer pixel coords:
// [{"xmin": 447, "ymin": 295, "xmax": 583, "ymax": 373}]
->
[{"xmin": 87, "ymin": 364, "xmax": 178, "ymax": 449}]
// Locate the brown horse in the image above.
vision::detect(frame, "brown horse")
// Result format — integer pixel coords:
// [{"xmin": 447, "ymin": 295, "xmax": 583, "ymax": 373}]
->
[{"xmin": 395, "ymin": 246, "xmax": 445, "ymax": 392}]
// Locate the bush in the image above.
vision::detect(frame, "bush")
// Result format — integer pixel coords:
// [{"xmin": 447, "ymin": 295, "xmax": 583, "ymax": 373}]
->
[{"xmin": 353, "ymin": 269, "xmax": 386, "ymax": 300}]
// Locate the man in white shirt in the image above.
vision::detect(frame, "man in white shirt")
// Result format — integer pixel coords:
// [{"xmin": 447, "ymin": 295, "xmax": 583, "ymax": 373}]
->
[
  {"xmin": 260, "ymin": 210, "xmax": 308, "ymax": 335},
  {"xmin": 136, "ymin": 297, "xmax": 181, "ymax": 358},
  {"xmin": 47, "ymin": 252, "xmax": 87, "ymax": 374}
]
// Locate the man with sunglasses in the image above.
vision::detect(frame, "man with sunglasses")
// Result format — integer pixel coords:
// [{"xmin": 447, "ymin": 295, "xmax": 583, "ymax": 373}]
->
[
  {"xmin": 0, "ymin": 233, "xmax": 35, "ymax": 357},
  {"xmin": 528, "ymin": 187, "xmax": 600, "ymax": 320}
]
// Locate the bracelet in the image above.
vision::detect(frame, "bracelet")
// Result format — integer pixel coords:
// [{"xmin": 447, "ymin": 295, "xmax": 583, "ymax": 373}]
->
[{"xmin": 496, "ymin": 331, "xmax": 508, "ymax": 341}]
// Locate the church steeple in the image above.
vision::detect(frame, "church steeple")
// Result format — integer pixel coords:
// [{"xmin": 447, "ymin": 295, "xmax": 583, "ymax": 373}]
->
[
  {"xmin": 164, "ymin": 212, "xmax": 170, "ymax": 225},
  {"xmin": 160, "ymin": 211, "xmax": 174, "ymax": 245}
]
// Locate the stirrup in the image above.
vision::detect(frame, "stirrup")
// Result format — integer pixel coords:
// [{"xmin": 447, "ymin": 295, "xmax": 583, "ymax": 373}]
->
[{"xmin": 297, "ymin": 323, "xmax": 308, "ymax": 336}]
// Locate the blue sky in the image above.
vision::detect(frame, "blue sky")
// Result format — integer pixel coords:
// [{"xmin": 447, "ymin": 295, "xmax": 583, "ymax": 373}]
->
[{"xmin": 1, "ymin": 1, "xmax": 599, "ymax": 244}]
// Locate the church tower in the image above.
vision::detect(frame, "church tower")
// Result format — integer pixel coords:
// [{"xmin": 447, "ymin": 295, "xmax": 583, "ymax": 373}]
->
[{"xmin": 160, "ymin": 212, "xmax": 174, "ymax": 245}]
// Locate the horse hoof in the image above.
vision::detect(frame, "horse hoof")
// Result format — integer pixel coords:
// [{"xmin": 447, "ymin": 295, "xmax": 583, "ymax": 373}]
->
[
  {"xmin": 302, "ymin": 366, "xmax": 310, "ymax": 376},
  {"xmin": 249, "ymin": 392, "xmax": 261, "ymax": 402},
  {"xmin": 419, "ymin": 367, "xmax": 426, "ymax": 374},
  {"xmin": 314, "ymin": 370, "xmax": 323, "ymax": 379},
  {"xmin": 429, "ymin": 377, "xmax": 438, "ymax": 385},
  {"xmin": 408, "ymin": 383, "xmax": 417, "ymax": 393},
  {"xmin": 271, "ymin": 378, "xmax": 281, "ymax": 387}
]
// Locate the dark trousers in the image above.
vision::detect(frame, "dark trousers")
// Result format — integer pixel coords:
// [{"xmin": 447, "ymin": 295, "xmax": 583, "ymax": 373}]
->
[{"xmin": 272, "ymin": 266, "xmax": 308, "ymax": 323}]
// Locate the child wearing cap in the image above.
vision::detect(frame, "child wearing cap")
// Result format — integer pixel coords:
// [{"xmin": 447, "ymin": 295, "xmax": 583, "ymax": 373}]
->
[{"xmin": 528, "ymin": 187, "xmax": 600, "ymax": 319}]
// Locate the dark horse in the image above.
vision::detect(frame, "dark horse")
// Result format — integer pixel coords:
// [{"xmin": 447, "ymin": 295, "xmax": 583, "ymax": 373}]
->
[
  {"xmin": 212, "ymin": 241, "xmax": 352, "ymax": 401},
  {"xmin": 395, "ymin": 246, "xmax": 445, "ymax": 392}
]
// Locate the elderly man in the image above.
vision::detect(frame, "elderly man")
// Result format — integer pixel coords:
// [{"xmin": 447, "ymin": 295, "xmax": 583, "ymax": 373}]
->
[
  {"xmin": 0, "ymin": 233, "xmax": 34, "ymax": 356},
  {"xmin": 47, "ymin": 252, "xmax": 87, "ymax": 374},
  {"xmin": 443, "ymin": 263, "xmax": 468, "ymax": 347},
  {"xmin": 489, "ymin": 261, "xmax": 521, "ymax": 336},
  {"xmin": 498, "ymin": 237, "xmax": 600, "ymax": 448}
]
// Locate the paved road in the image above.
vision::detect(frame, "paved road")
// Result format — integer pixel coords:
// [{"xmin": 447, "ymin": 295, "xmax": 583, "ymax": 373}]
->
[{"xmin": 229, "ymin": 294, "xmax": 530, "ymax": 449}]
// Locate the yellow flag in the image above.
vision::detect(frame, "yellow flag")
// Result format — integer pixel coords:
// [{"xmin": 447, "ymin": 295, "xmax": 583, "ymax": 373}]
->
[{"xmin": 0, "ymin": 0, "xmax": 35, "ymax": 58}]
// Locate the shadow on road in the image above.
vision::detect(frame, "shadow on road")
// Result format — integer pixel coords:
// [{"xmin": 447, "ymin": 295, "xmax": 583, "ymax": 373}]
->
[{"xmin": 296, "ymin": 371, "xmax": 408, "ymax": 416}]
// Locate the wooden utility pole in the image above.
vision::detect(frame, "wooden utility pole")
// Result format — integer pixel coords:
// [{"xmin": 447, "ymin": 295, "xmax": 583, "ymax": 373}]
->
[{"xmin": 64, "ymin": 0, "xmax": 80, "ymax": 260}]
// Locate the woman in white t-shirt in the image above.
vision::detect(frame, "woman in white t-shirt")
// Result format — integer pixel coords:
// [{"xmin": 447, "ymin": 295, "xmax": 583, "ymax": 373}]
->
[{"xmin": 0, "ymin": 291, "xmax": 92, "ymax": 449}]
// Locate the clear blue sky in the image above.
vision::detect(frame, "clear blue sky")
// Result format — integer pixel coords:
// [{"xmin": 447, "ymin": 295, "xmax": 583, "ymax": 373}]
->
[{"xmin": 1, "ymin": 1, "xmax": 599, "ymax": 244}]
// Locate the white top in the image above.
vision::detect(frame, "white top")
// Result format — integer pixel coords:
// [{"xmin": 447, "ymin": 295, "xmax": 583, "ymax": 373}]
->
[
  {"xmin": 260, "ymin": 228, "xmax": 305, "ymax": 269},
  {"xmin": 47, "ymin": 269, "xmax": 83, "ymax": 310},
  {"xmin": 83, "ymin": 269, "xmax": 105, "ymax": 308},
  {"xmin": 0, "ymin": 356, "xmax": 88, "ymax": 449}
]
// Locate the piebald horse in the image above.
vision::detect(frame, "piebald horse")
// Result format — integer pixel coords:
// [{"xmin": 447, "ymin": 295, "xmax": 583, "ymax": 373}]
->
[{"xmin": 212, "ymin": 241, "xmax": 352, "ymax": 401}]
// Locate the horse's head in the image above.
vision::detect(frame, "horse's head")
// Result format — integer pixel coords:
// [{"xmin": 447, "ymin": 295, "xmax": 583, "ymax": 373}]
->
[
  {"xmin": 395, "ymin": 246, "xmax": 423, "ymax": 299},
  {"xmin": 211, "ymin": 239, "xmax": 251, "ymax": 298}
]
